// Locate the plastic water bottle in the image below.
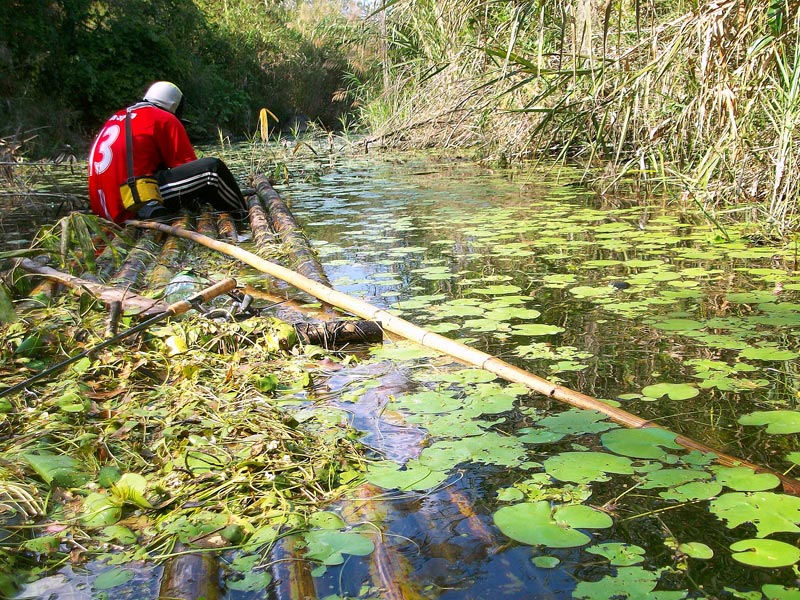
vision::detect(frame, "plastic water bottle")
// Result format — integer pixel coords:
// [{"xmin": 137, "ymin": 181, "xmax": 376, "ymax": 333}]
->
[{"xmin": 164, "ymin": 273, "xmax": 199, "ymax": 304}]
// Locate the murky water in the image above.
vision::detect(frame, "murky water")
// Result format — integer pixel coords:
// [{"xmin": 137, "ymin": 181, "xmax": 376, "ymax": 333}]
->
[{"xmin": 5, "ymin": 144, "xmax": 800, "ymax": 598}]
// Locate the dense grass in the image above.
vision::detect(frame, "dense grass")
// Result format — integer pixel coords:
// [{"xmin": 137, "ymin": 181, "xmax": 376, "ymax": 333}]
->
[{"xmin": 358, "ymin": 0, "xmax": 800, "ymax": 233}]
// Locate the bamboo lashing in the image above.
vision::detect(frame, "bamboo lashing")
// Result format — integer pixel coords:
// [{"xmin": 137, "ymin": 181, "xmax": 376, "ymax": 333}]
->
[{"xmin": 128, "ymin": 219, "xmax": 800, "ymax": 496}]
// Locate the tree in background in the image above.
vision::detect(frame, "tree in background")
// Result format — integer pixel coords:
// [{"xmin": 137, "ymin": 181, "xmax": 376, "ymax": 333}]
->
[{"xmin": 0, "ymin": 0, "xmax": 363, "ymax": 156}]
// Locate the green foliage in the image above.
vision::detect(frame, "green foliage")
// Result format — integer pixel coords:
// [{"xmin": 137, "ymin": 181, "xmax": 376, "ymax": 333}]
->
[{"xmin": 0, "ymin": 0, "xmax": 362, "ymax": 156}]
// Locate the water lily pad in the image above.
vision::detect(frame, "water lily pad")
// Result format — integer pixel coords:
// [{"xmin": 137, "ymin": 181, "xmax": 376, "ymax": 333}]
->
[
  {"xmin": 639, "ymin": 468, "xmax": 710, "ymax": 490},
  {"xmin": 467, "ymin": 284, "xmax": 522, "ymax": 295},
  {"xmin": 366, "ymin": 460, "xmax": 449, "ymax": 491},
  {"xmin": 393, "ymin": 390, "xmax": 463, "ymax": 414},
  {"xmin": 573, "ymin": 566, "xmax": 687, "ymax": 600},
  {"xmin": 536, "ymin": 409, "xmax": 617, "ymax": 436},
  {"xmin": 739, "ymin": 410, "xmax": 800, "ymax": 434},
  {"xmin": 486, "ymin": 307, "xmax": 542, "ymax": 321},
  {"xmin": 226, "ymin": 571, "xmax": 272, "ymax": 592},
  {"xmin": 729, "ymin": 539, "xmax": 800, "ymax": 568},
  {"xmin": 493, "ymin": 501, "xmax": 612, "ymax": 548},
  {"xmin": 762, "ymin": 584, "xmax": 800, "ymax": 599},
  {"xmin": 420, "ymin": 431, "xmax": 526, "ymax": 470},
  {"xmin": 532, "ymin": 556, "xmax": 560, "ymax": 568},
  {"xmin": 712, "ymin": 466, "xmax": 780, "ymax": 491},
  {"xmin": 659, "ymin": 480, "xmax": 722, "ymax": 502},
  {"xmin": 678, "ymin": 542, "xmax": 713, "ymax": 559},
  {"xmin": 93, "ymin": 568, "xmax": 135, "ymax": 591},
  {"xmin": 586, "ymin": 542, "xmax": 646, "ymax": 566},
  {"xmin": 651, "ymin": 318, "xmax": 705, "ymax": 332},
  {"xmin": 739, "ymin": 346, "xmax": 799, "ymax": 361},
  {"xmin": 511, "ymin": 324, "xmax": 565, "ymax": 336},
  {"xmin": 308, "ymin": 511, "xmax": 346, "ymax": 530},
  {"xmin": 544, "ymin": 451, "xmax": 634, "ymax": 484},
  {"xmin": 709, "ymin": 492, "xmax": 800, "ymax": 537},
  {"xmin": 601, "ymin": 428, "xmax": 683, "ymax": 459},
  {"xmin": 22, "ymin": 450, "xmax": 91, "ymax": 488},
  {"xmin": 641, "ymin": 383, "xmax": 699, "ymax": 400},
  {"xmin": 517, "ymin": 428, "xmax": 565, "ymax": 444},
  {"xmin": 569, "ymin": 286, "xmax": 615, "ymax": 299},
  {"xmin": 303, "ymin": 529, "xmax": 375, "ymax": 565}
]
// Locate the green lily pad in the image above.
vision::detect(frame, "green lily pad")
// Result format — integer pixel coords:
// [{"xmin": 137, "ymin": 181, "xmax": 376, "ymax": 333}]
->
[
  {"xmin": 366, "ymin": 460, "xmax": 449, "ymax": 492},
  {"xmin": 762, "ymin": 584, "xmax": 800, "ymax": 599},
  {"xmin": 544, "ymin": 451, "xmax": 634, "ymax": 484},
  {"xmin": 659, "ymin": 480, "xmax": 722, "ymax": 502},
  {"xmin": 308, "ymin": 511, "xmax": 346, "ymax": 530},
  {"xmin": 641, "ymin": 383, "xmax": 699, "ymax": 400},
  {"xmin": 467, "ymin": 284, "xmax": 522, "ymax": 295},
  {"xmin": 639, "ymin": 468, "xmax": 710, "ymax": 489},
  {"xmin": 730, "ymin": 539, "xmax": 800, "ymax": 568},
  {"xmin": 22, "ymin": 450, "xmax": 92, "ymax": 488},
  {"xmin": 493, "ymin": 501, "xmax": 612, "ymax": 548},
  {"xmin": 393, "ymin": 390, "xmax": 463, "ymax": 414},
  {"xmin": 93, "ymin": 568, "xmax": 135, "ymax": 591},
  {"xmin": 586, "ymin": 542, "xmax": 646, "ymax": 566},
  {"xmin": 569, "ymin": 286, "xmax": 615, "ymax": 299},
  {"xmin": 739, "ymin": 410, "xmax": 800, "ymax": 434},
  {"xmin": 739, "ymin": 346, "xmax": 799, "ymax": 361},
  {"xmin": 601, "ymin": 428, "xmax": 684, "ymax": 459},
  {"xmin": 536, "ymin": 409, "xmax": 617, "ymax": 436},
  {"xmin": 226, "ymin": 571, "xmax": 272, "ymax": 592},
  {"xmin": 652, "ymin": 318, "xmax": 705, "ymax": 332},
  {"xmin": 303, "ymin": 529, "xmax": 374, "ymax": 565},
  {"xmin": 709, "ymin": 492, "xmax": 800, "ymax": 537},
  {"xmin": 532, "ymin": 556, "xmax": 560, "ymax": 568},
  {"xmin": 420, "ymin": 431, "xmax": 526, "ymax": 471},
  {"xmin": 573, "ymin": 566, "xmax": 687, "ymax": 599},
  {"xmin": 712, "ymin": 466, "xmax": 780, "ymax": 491},
  {"xmin": 511, "ymin": 324, "xmax": 565, "ymax": 336},
  {"xmin": 678, "ymin": 542, "xmax": 713, "ymax": 559}
]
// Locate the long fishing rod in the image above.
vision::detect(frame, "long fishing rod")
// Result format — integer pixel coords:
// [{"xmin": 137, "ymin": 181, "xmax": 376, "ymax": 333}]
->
[{"xmin": 0, "ymin": 277, "xmax": 236, "ymax": 399}]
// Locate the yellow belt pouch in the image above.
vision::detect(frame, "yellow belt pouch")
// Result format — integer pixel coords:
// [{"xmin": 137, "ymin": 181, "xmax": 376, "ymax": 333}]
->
[{"xmin": 120, "ymin": 176, "xmax": 162, "ymax": 211}]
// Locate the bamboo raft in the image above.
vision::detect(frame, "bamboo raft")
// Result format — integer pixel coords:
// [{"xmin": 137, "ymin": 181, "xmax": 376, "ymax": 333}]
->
[{"xmin": 9, "ymin": 178, "xmax": 800, "ymax": 599}]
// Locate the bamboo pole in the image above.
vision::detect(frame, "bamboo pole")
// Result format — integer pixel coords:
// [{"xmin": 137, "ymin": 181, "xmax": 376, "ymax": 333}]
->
[
  {"xmin": 17, "ymin": 259, "xmax": 166, "ymax": 316},
  {"xmin": 108, "ymin": 229, "xmax": 160, "ymax": 290},
  {"xmin": 127, "ymin": 220, "xmax": 800, "ymax": 496},
  {"xmin": 246, "ymin": 193, "xmax": 276, "ymax": 252}
]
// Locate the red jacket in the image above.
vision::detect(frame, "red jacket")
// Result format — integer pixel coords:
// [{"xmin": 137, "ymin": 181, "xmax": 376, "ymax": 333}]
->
[{"xmin": 88, "ymin": 103, "xmax": 197, "ymax": 223}]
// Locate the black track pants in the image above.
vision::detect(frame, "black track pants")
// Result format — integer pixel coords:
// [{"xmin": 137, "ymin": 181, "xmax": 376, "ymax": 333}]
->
[{"xmin": 157, "ymin": 157, "xmax": 245, "ymax": 213}]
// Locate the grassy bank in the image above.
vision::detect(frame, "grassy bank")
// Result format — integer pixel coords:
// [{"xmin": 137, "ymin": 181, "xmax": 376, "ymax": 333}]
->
[{"xmin": 357, "ymin": 0, "xmax": 800, "ymax": 234}]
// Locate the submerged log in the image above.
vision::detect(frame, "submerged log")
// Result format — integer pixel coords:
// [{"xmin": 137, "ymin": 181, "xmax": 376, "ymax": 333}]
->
[
  {"xmin": 16, "ymin": 259, "xmax": 166, "ymax": 316},
  {"xmin": 158, "ymin": 545, "xmax": 220, "ymax": 600},
  {"xmin": 294, "ymin": 319, "xmax": 383, "ymax": 349},
  {"xmin": 270, "ymin": 535, "xmax": 318, "ymax": 600},
  {"xmin": 342, "ymin": 483, "xmax": 426, "ymax": 600}
]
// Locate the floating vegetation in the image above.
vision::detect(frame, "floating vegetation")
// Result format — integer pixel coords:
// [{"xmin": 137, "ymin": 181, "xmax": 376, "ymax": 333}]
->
[{"xmin": 0, "ymin": 216, "xmax": 372, "ymax": 594}]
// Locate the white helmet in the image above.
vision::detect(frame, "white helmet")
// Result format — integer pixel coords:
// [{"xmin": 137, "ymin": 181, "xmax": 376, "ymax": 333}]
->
[{"xmin": 143, "ymin": 81, "xmax": 183, "ymax": 114}]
